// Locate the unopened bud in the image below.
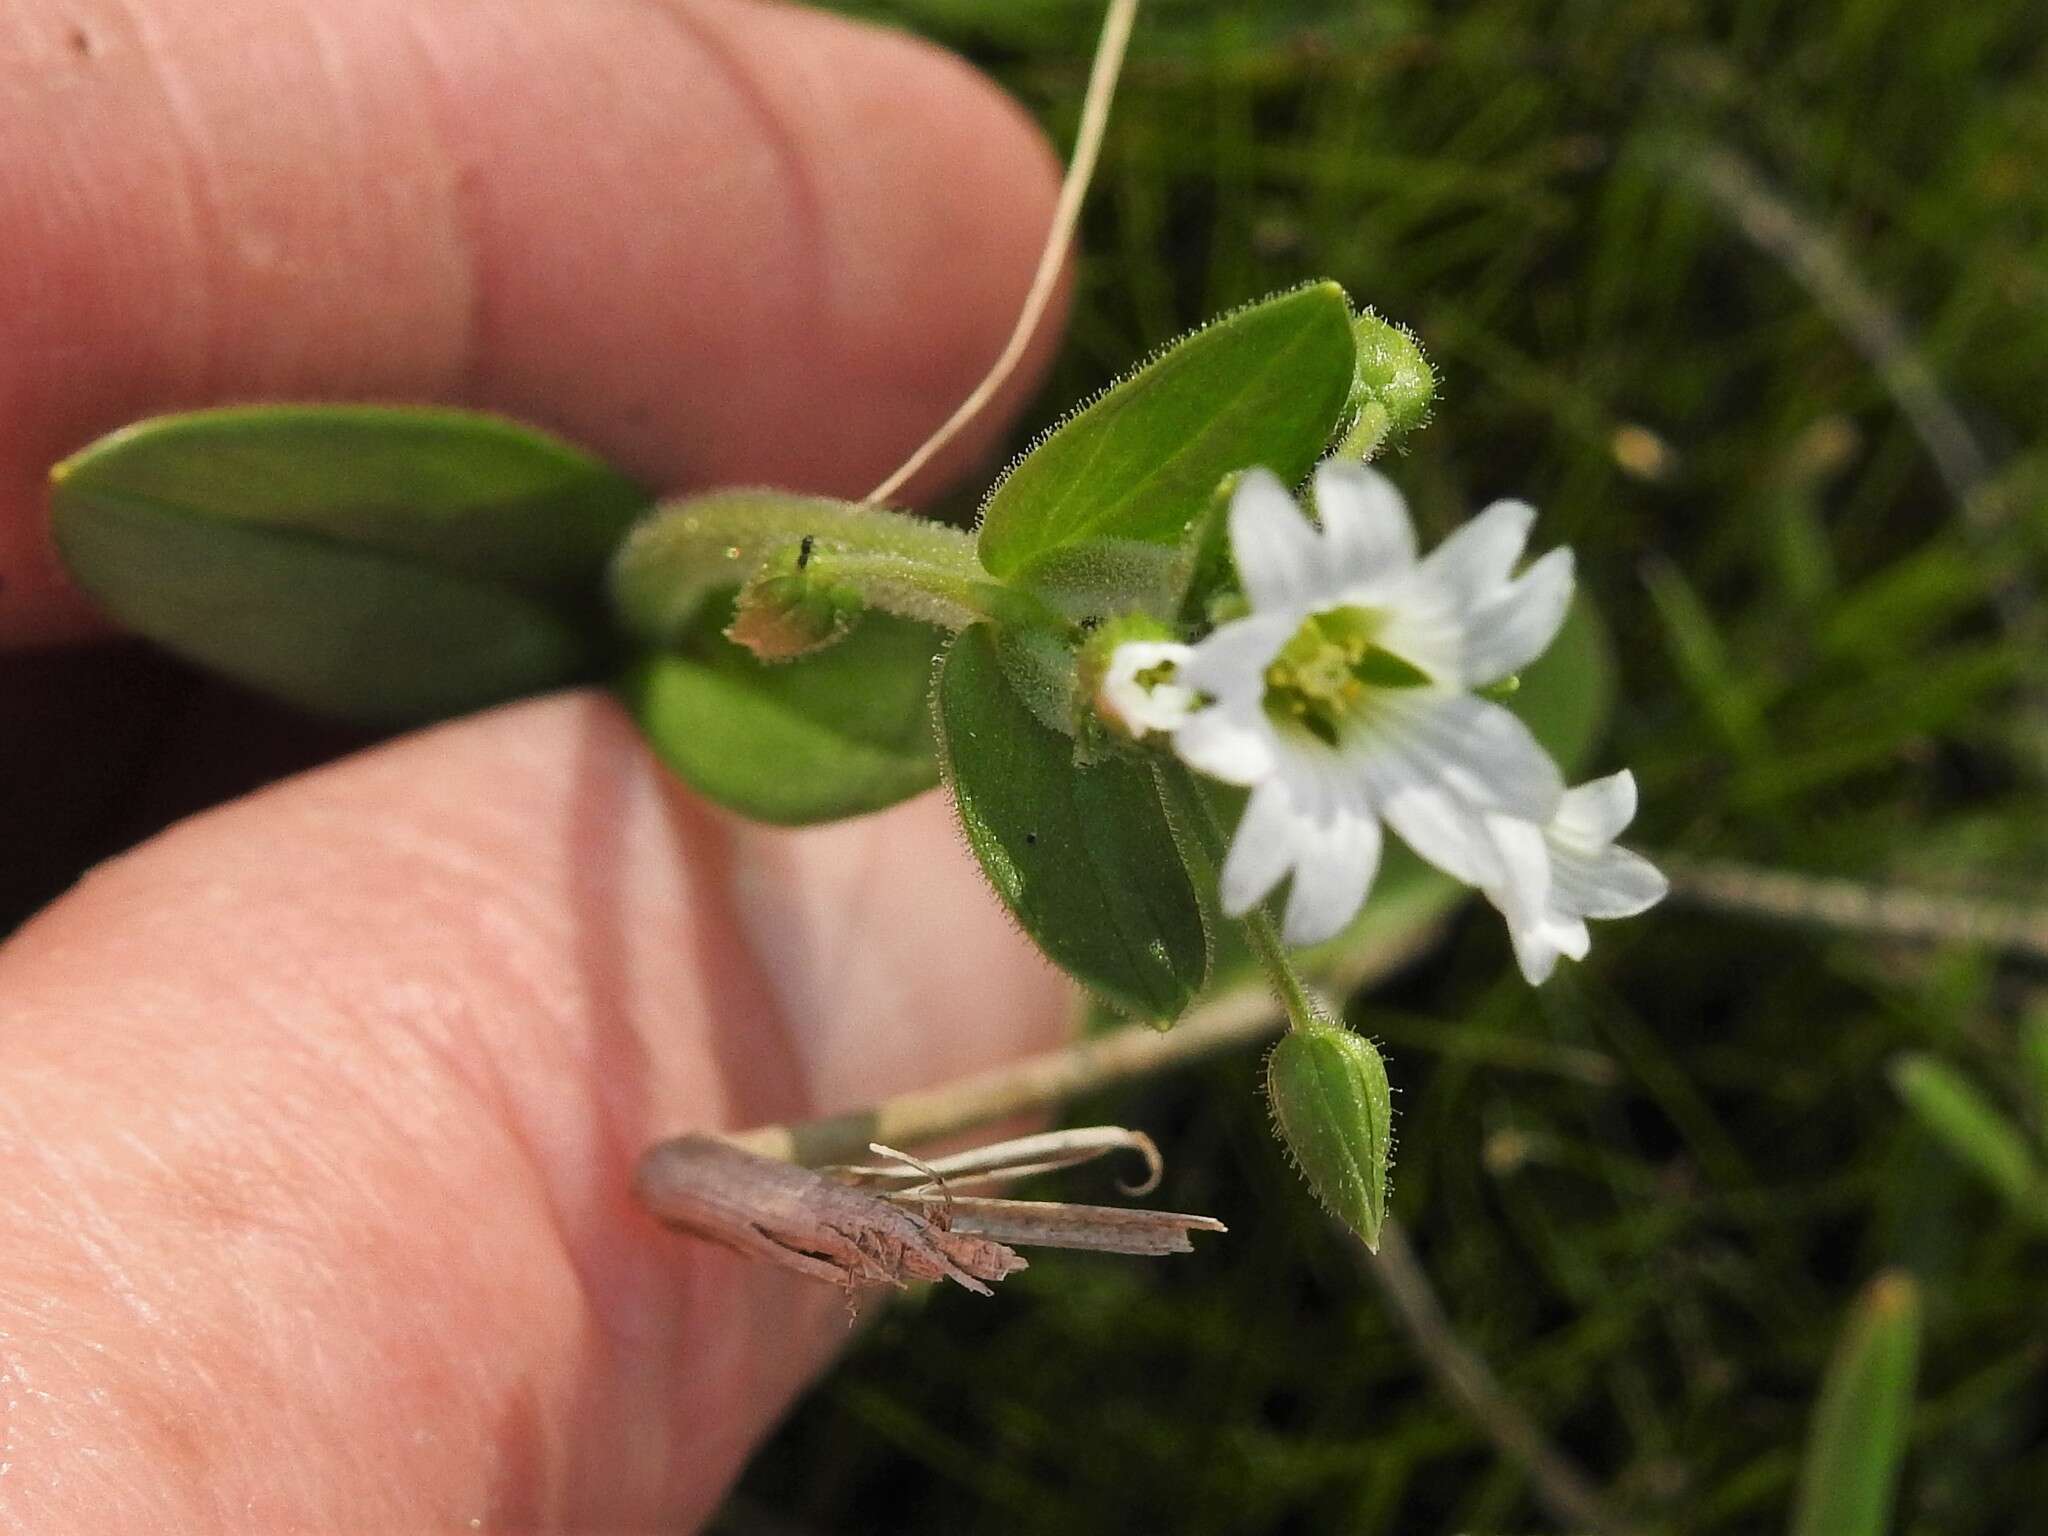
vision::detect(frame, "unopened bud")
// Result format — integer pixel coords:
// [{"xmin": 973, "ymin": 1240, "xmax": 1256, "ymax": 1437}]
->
[
  {"xmin": 1079, "ymin": 616, "xmax": 1193, "ymax": 739},
  {"xmin": 1341, "ymin": 312, "xmax": 1435, "ymax": 461},
  {"xmin": 1266, "ymin": 1023, "xmax": 1394, "ymax": 1250}
]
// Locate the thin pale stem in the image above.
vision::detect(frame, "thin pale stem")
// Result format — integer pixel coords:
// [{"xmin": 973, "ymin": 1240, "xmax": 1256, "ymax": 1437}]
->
[
  {"xmin": 863, "ymin": 0, "xmax": 1140, "ymax": 506},
  {"xmin": 716, "ymin": 901, "xmax": 1448, "ymax": 1168},
  {"xmin": 1673, "ymin": 140, "xmax": 2047, "ymax": 763},
  {"xmin": 1662, "ymin": 854, "xmax": 2048, "ymax": 963},
  {"xmin": 1360, "ymin": 1220, "xmax": 1638, "ymax": 1536}
]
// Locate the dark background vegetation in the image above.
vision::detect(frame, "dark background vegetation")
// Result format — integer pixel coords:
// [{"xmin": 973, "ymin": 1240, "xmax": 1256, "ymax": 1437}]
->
[{"xmin": 721, "ymin": 2, "xmax": 2048, "ymax": 1531}]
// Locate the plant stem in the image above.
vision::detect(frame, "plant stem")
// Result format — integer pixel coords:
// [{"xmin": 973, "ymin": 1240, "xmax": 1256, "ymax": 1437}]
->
[
  {"xmin": 1155, "ymin": 760, "xmax": 1329, "ymax": 1033},
  {"xmin": 1662, "ymin": 854, "xmax": 2048, "ymax": 963},
  {"xmin": 1360, "ymin": 1220, "xmax": 1638, "ymax": 1536},
  {"xmin": 864, "ymin": 0, "xmax": 1141, "ymax": 506},
  {"xmin": 713, "ymin": 904, "xmax": 1448, "ymax": 1168},
  {"xmin": 1240, "ymin": 907, "xmax": 1326, "ymax": 1032},
  {"xmin": 799, "ymin": 548, "xmax": 1058, "ymax": 636},
  {"xmin": 612, "ymin": 490, "xmax": 1016, "ymax": 648}
]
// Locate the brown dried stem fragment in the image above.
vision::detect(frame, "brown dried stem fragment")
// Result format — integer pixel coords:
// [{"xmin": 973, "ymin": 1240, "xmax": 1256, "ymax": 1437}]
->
[
  {"xmin": 636, "ymin": 1136, "xmax": 1026, "ymax": 1295},
  {"xmin": 634, "ymin": 1129, "xmax": 1223, "ymax": 1293}
]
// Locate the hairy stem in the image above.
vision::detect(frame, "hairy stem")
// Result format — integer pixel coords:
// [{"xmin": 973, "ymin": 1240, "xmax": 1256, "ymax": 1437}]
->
[{"xmin": 610, "ymin": 490, "xmax": 998, "ymax": 647}]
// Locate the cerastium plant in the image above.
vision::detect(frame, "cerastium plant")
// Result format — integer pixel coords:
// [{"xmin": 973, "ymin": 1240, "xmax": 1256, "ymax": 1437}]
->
[{"xmin": 44, "ymin": 1, "xmax": 1662, "ymax": 1284}]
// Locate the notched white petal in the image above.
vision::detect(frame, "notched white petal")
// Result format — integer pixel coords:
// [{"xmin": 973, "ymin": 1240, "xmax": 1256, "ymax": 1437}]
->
[
  {"xmin": 1414, "ymin": 498, "xmax": 1535, "ymax": 609},
  {"xmin": 1553, "ymin": 769, "xmax": 1637, "ymax": 845},
  {"xmin": 1378, "ymin": 694, "xmax": 1565, "ymax": 822},
  {"xmin": 1460, "ymin": 546, "xmax": 1575, "ymax": 687},
  {"xmin": 1178, "ymin": 612, "xmax": 1293, "ymax": 697},
  {"xmin": 1098, "ymin": 641, "xmax": 1198, "ymax": 737},
  {"xmin": 1575, "ymin": 846, "xmax": 1668, "ymax": 919},
  {"xmin": 1228, "ymin": 469, "xmax": 1323, "ymax": 613},
  {"xmin": 1174, "ymin": 701, "xmax": 1278, "ymax": 786},
  {"xmin": 1219, "ymin": 779, "xmax": 1300, "ymax": 915},
  {"xmin": 1312, "ymin": 461, "xmax": 1416, "ymax": 583},
  {"xmin": 1281, "ymin": 808, "xmax": 1383, "ymax": 946}
]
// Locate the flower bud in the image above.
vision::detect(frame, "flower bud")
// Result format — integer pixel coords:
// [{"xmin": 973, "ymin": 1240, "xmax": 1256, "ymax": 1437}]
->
[
  {"xmin": 1341, "ymin": 312, "xmax": 1435, "ymax": 461},
  {"xmin": 1078, "ymin": 615, "xmax": 1194, "ymax": 740},
  {"xmin": 725, "ymin": 540, "xmax": 862, "ymax": 661},
  {"xmin": 1266, "ymin": 1023, "xmax": 1393, "ymax": 1249}
]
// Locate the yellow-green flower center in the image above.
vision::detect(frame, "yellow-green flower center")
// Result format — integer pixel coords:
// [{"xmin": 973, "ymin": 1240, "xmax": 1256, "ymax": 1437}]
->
[{"xmin": 1263, "ymin": 605, "xmax": 1430, "ymax": 746}]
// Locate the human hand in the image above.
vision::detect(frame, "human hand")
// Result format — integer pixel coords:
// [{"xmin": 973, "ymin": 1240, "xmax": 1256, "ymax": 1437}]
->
[{"xmin": 0, "ymin": 1, "xmax": 1070, "ymax": 1527}]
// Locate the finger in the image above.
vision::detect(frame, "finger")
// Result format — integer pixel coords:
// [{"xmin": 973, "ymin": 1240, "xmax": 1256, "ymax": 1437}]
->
[
  {"xmin": 0, "ymin": 0, "xmax": 1063, "ymax": 644},
  {"xmin": 0, "ymin": 693, "xmax": 1072, "ymax": 1530}
]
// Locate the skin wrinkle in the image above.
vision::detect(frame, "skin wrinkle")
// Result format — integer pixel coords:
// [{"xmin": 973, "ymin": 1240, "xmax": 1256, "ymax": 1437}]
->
[
  {"xmin": 393, "ymin": 7, "xmax": 491, "ymax": 404},
  {"xmin": 649, "ymin": 0, "xmax": 832, "ymax": 356},
  {"xmin": 104, "ymin": 0, "xmax": 223, "ymax": 399}
]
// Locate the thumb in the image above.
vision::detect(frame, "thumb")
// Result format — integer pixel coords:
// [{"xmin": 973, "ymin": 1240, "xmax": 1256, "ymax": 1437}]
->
[{"xmin": 0, "ymin": 693, "xmax": 1070, "ymax": 1531}]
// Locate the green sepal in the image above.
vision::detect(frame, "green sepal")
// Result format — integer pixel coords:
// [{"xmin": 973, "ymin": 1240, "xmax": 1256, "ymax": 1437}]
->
[
  {"xmin": 1266, "ymin": 1024, "xmax": 1394, "ymax": 1250},
  {"xmin": 622, "ymin": 597, "xmax": 944, "ymax": 825},
  {"xmin": 977, "ymin": 282, "xmax": 1357, "ymax": 579},
  {"xmin": 937, "ymin": 625, "xmax": 1209, "ymax": 1022},
  {"xmin": 49, "ymin": 405, "xmax": 650, "ymax": 721}
]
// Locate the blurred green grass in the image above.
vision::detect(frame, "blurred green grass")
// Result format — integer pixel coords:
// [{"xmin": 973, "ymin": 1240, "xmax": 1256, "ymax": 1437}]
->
[{"xmin": 722, "ymin": 3, "xmax": 2048, "ymax": 1532}]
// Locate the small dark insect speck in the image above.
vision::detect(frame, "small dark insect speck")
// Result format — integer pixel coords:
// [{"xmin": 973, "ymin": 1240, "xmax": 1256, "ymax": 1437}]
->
[
  {"xmin": 1025, "ymin": 832, "xmax": 1038, "ymax": 845},
  {"xmin": 797, "ymin": 534, "xmax": 815, "ymax": 570}
]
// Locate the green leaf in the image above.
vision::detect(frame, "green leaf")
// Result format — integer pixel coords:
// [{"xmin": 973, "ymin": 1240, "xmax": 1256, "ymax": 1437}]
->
[
  {"xmin": 1266, "ymin": 1024, "xmax": 1394, "ymax": 1250},
  {"xmin": 50, "ymin": 406, "xmax": 650, "ymax": 721},
  {"xmin": 1790, "ymin": 1272, "xmax": 1922, "ymax": 1536},
  {"xmin": 938, "ymin": 625, "xmax": 1208, "ymax": 1020},
  {"xmin": 1890, "ymin": 1053, "xmax": 2041, "ymax": 1214},
  {"xmin": 977, "ymin": 282, "xmax": 1357, "ymax": 579},
  {"xmin": 621, "ymin": 599, "xmax": 944, "ymax": 826}
]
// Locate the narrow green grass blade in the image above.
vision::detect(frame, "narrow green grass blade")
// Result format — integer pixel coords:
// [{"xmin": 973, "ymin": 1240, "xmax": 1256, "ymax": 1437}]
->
[
  {"xmin": 1890, "ymin": 1053, "xmax": 2041, "ymax": 1212},
  {"xmin": 1789, "ymin": 1271, "xmax": 1922, "ymax": 1536}
]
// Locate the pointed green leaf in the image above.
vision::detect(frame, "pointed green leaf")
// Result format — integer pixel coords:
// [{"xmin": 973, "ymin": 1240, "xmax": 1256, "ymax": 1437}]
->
[
  {"xmin": 977, "ymin": 282, "xmax": 1356, "ymax": 578},
  {"xmin": 938, "ymin": 625, "xmax": 1208, "ymax": 1020},
  {"xmin": 622, "ymin": 599, "xmax": 944, "ymax": 826},
  {"xmin": 1790, "ymin": 1272, "xmax": 1921, "ymax": 1536},
  {"xmin": 50, "ymin": 406, "xmax": 650, "ymax": 721},
  {"xmin": 1890, "ymin": 1053, "xmax": 2041, "ymax": 1213}
]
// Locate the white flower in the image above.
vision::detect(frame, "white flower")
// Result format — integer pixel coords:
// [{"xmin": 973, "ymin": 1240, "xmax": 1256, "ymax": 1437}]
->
[
  {"xmin": 1096, "ymin": 639, "xmax": 1198, "ymax": 737},
  {"xmin": 1484, "ymin": 771, "xmax": 1668, "ymax": 984},
  {"xmin": 1165, "ymin": 461, "xmax": 1576, "ymax": 947}
]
